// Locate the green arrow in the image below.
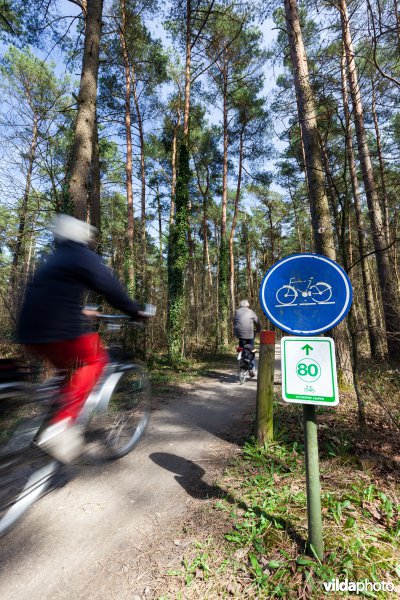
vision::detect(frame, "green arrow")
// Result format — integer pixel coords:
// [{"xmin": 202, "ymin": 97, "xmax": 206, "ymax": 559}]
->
[{"xmin": 302, "ymin": 344, "xmax": 313, "ymax": 355}]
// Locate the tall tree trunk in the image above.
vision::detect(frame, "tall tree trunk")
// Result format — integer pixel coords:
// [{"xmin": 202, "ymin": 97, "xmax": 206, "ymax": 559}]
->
[
  {"xmin": 339, "ymin": 0, "xmax": 400, "ymax": 359},
  {"xmin": 131, "ymin": 65, "xmax": 147, "ymax": 295},
  {"xmin": 393, "ymin": 209, "xmax": 400, "ymax": 282},
  {"xmin": 194, "ymin": 161, "xmax": 213, "ymax": 295},
  {"xmin": 9, "ymin": 112, "xmax": 38, "ymax": 301},
  {"xmin": 285, "ymin": 0, "xmax": 354, "ymax": 387},
  {"xmin": 183, "ymin": 0, "xmax": 191, "ymax": 138},
  {"xmin": 288, "ymin": 185, "xmax": 304, "ymax": 251},
  {"xmin": 203, "ymin": 202, "xmax": 213, "ymax": 294},
  {"xmin": 24, "ymin": 222, "xmax": 36, "ymax": 285},
  {"xmin": 394, "ymin": 0, "xmax": 400, "ymax": 49},
  {"xmin": 89, "ymin": 115, "xmax": 101, "ymax": 236},
  {"xmin": 340, "ymin": 48, "xmax": 384, "ymax": 359},
  {"xmin": 299, "ymin": 123, "xmax": 310, "ymax": 200},
  {"xmin": 319, "ymin": 134, "xmax": 342, "ymax": 251},
  {"xmin": 244, "ymin": 217, "xmax": 254, "ymax": 303},
  {"xmin": 167, "ymin": 0, "xmax": 191, "ymax": 362},
  {"xmin": 187, "ymin": 197, "xmax": 196, "ymax": 328},
  {"xmin": 371, "ymin": 78, "xmax": 390, "ymax": 245},
  {"xmin": 156, "ymin": 183, "xmax": 163, "ymax": 260},
  {"xmin": 167, "ymin": 145, "xmax": 189, "ymax": 362},
  {"xmin": 229, "ymin": 129, "xmax": 244, "ymax": 316},
  {"xmin": 170, "ymin": 113, "xmax": 181, "ymax": 225},
  {"xmin": 119, "ymin": 0, "xmax": 135, "ymax": 292},
  {"xmin": 69, "ymin": 0, "xmax": 104, "ymax": 220},
  {"xmin": 218, "ymin": 54, "xmax": 229, "ymax": 348}
]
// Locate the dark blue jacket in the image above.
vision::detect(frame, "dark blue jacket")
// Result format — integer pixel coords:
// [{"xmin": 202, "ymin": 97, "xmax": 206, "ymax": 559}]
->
[{"xmin": 17, "ymin": 241, "xmax": 141, "ymax": 344}]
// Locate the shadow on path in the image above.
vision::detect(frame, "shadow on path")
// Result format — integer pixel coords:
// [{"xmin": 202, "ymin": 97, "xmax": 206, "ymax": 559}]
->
[
  {"xmin": 149, "ymin": 452, "xmax": 306, "ymax": 551},
  {"xmin": 149, "ymin": 452, "xmax": 245, "ymax": 505}
]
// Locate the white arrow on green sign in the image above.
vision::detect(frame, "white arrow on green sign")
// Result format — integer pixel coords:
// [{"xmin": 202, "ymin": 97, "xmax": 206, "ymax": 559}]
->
[{"xmin": 281, "ymin": 336, "xmax": 339, "ymax": 406}]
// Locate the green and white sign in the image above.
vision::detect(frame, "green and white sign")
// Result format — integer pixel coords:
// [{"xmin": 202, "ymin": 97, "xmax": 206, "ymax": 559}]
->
[{"xmin": 281, "ymin": 336, "xmax": 338, "ymax": 406}]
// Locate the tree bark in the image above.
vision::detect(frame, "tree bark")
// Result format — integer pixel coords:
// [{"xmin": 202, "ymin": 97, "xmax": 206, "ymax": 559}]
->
[
  {"xmin": 167, "ymin": 144, "xmax": 189, "ymax": 363},
  {"xmin": 170, "ymin": 113, "xmax": 181, "ymax": 225},
  {"xmin": 89, "ymin": 115, "xmax": 101, "ymax": 235},
  {"xmin": 284, "ymin": 0, "xmax": 354, "ymax": 387},
  {"xmin": 229, "ymin": 128, "xmax": 244, "ymax": 315},
  {"xmin": 288, "ymin": 185, "xmax": 304, "ymax": 251},
  {"xmin": 167, "ymin": 0, "xmax": 191, "ymax": 362},
  {"xmin": 371, "ymin": 78, "xmax": 390, "ymax": 245},
  {"xmin": 69, "ymin": 0, "xmax": 104, "ymax": 220},
  {"xmin": 244, "ymin": 217, "xmax": 254, "ymax": 304},
  {"xmin": 118, "ymin": 0, "xmax": 135, "ymax": 292},
  {"xmin": 155, "ymin": 182, "xmax": 163, "ymax": 260},
  {"xmin": 218, "ymin": 53, "xmax": 229, "ymax": 347},
  {"xmin": 340, "ymin": 48, "xmax": 384, "ymax": 359},
  {"xmin": 9, "ymin": 112, "xmax": 38, "ymax": 302},
  {"xmin": 183, "ymin": 0, "xmax": 191, "ymax": 137},
  {"xmin": 395, "ymin": 0, "xmax": 400, "ymax": 49},
  {"xmin": 131, "ymin": 65, "xmax": 147, "ymax": 294},
  {"xmin": 194, "ymin": 161, "xmax": 213, "ymax": 297},
  {"xmin": 339, "ymin": 0, "xmax": 400, "ymax": 358},
  {"xmin": 318, "ymin": 134, "xmax": 342, "ymax": 253}
]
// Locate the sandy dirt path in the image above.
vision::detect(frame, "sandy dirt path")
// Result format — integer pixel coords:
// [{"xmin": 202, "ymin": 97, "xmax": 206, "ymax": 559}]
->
[{"xmin": 0, "ymin": 363, "xmax": 266, "ymax": 599}]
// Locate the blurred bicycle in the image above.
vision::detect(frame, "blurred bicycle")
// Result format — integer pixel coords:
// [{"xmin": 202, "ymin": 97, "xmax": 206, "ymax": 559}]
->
[{"xmin": 0, "ymin": 311, "xmax": 154, "ymax": 537}]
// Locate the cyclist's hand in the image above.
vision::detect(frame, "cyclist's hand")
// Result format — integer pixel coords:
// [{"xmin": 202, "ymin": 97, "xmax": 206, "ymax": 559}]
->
[
  {"xmin": 133, "ymin": 304, "xmax": 156, "ymax": 320},
  {"xmin": 82, "ymin": 308, "xmax": 102, "ymax": 319}
]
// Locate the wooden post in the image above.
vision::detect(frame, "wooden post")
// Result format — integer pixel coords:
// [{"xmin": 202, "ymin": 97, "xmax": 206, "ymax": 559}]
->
[{"xmin": 256, "ymin": 330, "xmax": 275, "ymax": 444}]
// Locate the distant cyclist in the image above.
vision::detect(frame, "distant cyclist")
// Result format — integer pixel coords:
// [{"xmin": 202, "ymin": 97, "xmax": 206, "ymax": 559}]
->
[
  {"xmin": 233, "ymin": 299, "xmax": 261, "ymax": 377},
  {"xmin": 17, "ymin": 214, "xmax": 151, "ymax": 464}
]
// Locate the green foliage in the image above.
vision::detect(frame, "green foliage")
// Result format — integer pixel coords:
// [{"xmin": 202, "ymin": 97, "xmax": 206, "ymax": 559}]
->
[
  {"xmin": 0, "ymin": 1, "xmax": 20, "ymax": 39},
  {"xmin": 0, "ymin": 46, "xmax": 67, "ymax": 109}
]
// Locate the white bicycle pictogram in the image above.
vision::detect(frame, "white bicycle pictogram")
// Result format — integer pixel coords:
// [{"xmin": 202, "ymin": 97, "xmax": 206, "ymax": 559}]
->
[{"xmin": 275, "ymin": 277, "xmax": 333, "ymax": 306}]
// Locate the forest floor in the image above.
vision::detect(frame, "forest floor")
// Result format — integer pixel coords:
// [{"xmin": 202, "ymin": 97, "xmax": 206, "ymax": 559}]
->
[
  {"xmin": 149, "ymin": 353, "xmax": 400, "ymax": 599},
  {"xmin": 0, "ymin": 349, "xmax": 399, "ymax": 599}
]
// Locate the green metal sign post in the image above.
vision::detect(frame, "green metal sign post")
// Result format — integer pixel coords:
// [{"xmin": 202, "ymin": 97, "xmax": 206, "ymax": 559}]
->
[
  {"xmin": 303, "ymin": 404, "xmax": 324, "ymax": 560},
  {"xmin": 281, "ymin": 336, "xmax": 339, "ymax": 561}
]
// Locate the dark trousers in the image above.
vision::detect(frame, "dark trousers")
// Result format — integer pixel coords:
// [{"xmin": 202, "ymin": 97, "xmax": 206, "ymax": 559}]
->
[
  {"xmin": 238, "ymin": 338, "xmax": 254, "ymax": 349},
  {"xmin": 237, "ymin": 338, "xmax": 255, "ymax": 370}
]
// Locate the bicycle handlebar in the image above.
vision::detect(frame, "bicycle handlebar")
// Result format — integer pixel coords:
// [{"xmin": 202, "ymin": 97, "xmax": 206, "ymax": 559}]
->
[
  {"xmin": 97, "ymin": 315, "xmax": 145, "ymax": 328},
  {"xmin": 84, "ymin": 304, "xmax": 156, "ymax": 325},
  {"xmin": 97, "ymin": 314, "xmax": 132, "ymax": 321}
]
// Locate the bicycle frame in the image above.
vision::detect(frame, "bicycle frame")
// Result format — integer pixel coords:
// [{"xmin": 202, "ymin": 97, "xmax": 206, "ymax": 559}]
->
[
  {"xmin": 288, "ymin": 276, "xmax": 314, "ymax": 292},
  {"xmin": 77, "ymin": 362, "xmax": 134, "ymax": 424}
]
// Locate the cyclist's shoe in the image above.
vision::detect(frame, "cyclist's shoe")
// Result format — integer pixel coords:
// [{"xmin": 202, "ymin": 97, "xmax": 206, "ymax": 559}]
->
[
  {"xmin": 249, "ymin": 369, "xmax": 256, "ymax": 378},
  {"xmin": 38, "ymin": 418, "xmax": 84, "ymax": 464}
]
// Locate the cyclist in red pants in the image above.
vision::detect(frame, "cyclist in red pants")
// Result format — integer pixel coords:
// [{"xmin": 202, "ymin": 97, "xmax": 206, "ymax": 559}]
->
[{"xmin": 17, "ymin": 214, "xmax": 149, "ymax": 463}]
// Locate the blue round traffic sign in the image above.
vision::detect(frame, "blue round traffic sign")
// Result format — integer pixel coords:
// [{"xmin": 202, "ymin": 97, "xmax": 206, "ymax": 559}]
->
[{"xmin": 259, "ymin": 254, "xmax": 353, "ymax": 335}]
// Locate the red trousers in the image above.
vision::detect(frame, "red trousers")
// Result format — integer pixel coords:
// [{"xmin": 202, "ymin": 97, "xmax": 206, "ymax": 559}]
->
[{"xmin": 27, "ymin": 333, "xmax": 108, "ymax": 423}]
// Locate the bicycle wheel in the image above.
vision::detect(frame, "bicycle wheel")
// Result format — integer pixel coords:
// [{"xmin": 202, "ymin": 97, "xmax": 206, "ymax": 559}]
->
[
  {"xmin": 0, "ymin": 390, "xmax": 61, "ymax": 537},
  {"xmin": 87, "ymin": 364, "xmax": 151, "ymax": 460},
  {"xmin": 276, "ymin": 285, "xmax": 297, "ymax": 305},
  {"xmin": 310, "ymin": 282, "xmax": 332, "ymax": 303},
  {"xmin": 0, "ymin": 447, "xmax": 59, "ymax": 537},
  {"xmin": 238, "ymin": 363, "xmax": 247, "ymax": 384}
]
